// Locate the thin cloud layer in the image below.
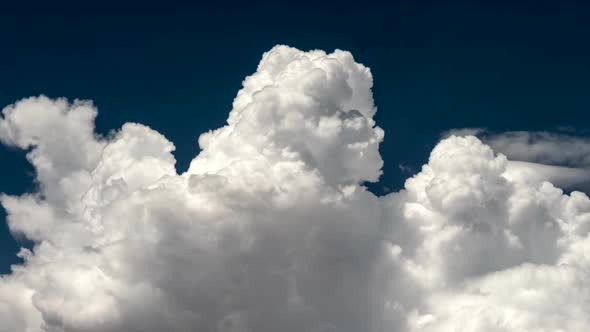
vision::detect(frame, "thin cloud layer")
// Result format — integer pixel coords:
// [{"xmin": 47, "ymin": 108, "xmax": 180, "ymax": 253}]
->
[
  {"xmin": 442, "ymin": 129, "xmax": 590, "ymax": 168},
  {"xmin": 443, "ymin": 128, "xmax": 590, "ymax": 193},
  {"xmin": 0, "ymin": 45, "xmax": 589, "ymax": 332},
  {"xmin": 485, "ymin": 131, "xmax": 590, "ymax": 168}
]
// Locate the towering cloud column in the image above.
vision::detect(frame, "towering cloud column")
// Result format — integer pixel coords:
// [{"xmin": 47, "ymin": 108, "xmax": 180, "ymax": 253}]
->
[{"xmin": 0, "ymin": 45, "xmax": 589, "ymax": 332}]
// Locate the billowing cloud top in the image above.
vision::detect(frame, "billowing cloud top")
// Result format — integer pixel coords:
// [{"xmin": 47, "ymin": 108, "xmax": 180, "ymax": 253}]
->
[{"xmin": 0, "ymin": 45, "xmax": 589, "ymax": 332}]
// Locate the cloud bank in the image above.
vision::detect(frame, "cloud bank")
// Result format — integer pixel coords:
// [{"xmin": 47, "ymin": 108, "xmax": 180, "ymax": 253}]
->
[{"xmin": 1, "ymin": 45, "xmax": 589, "ymax": 332}]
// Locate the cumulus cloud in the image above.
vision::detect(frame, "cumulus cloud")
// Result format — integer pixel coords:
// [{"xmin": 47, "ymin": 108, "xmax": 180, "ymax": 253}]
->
[{"xmin": 1, "ymin": 45, "xmax": 589, "ymax": 332}]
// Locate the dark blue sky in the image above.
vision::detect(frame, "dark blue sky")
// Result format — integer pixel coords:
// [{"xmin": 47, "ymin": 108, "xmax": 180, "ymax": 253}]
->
[{"xmin": 1, "ymin": 0, "xmax": 590, "ymax": 273}]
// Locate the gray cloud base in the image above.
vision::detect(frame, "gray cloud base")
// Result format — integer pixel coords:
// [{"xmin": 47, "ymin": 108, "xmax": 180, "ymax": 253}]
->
[{"xmin": 1, "ymin": 46, "xmax": 589, "ymax": 332}]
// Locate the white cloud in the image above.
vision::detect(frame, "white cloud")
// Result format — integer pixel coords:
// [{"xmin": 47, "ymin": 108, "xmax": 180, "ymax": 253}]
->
[
  {"xmin": 505, "ymin": 161, "xmax": 590, "ymax": 191},
  {"xmin": 1, "ymin": 45, "xmax": 589, "ymax": 332}
]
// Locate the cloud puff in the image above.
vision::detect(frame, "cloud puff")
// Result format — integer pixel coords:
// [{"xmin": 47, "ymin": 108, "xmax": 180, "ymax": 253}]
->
[
  {"xmin": 389, "ymin": 135, "xmax": 590, "ymax": 331},
  {"xmin": 1, "ymin": 45, "xmax": 589, "ymax": 332}
]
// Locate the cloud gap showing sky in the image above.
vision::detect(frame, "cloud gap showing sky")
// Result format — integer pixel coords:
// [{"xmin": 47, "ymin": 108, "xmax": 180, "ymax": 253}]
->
[{"xmin": 0, "ymin": 45, "xmax": 589, "ymax": 332}]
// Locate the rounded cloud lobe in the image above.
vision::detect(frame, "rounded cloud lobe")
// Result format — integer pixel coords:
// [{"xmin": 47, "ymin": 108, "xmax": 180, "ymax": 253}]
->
[{"xmin": 0, "ymin": 45, "xmax": 589, "ymax": 332}]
